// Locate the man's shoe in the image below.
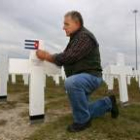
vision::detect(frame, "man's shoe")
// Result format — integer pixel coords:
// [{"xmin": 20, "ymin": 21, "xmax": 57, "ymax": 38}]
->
[
  {"xmin": 109, "ymin": 95, "xmax": 119, "ymax": 118},
  {"xmin": 67, "ymin": 119, "xmax": 91, "ymax": 132}
]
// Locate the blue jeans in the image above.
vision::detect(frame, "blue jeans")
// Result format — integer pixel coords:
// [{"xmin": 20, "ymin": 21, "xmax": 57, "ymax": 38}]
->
[{"xmin": 64, "ymin": 73, "xmax": 112, "ymax": 124}]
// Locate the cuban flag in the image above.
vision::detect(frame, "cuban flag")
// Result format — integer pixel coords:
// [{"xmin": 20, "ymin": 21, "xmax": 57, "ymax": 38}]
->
[{"xmin": 25, "ymin": 40, "xmax": 39, "ymax": 50}]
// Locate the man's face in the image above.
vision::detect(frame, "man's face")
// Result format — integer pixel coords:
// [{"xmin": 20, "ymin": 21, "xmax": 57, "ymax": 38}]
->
[{"xmin": 63, "ymin": 16, "xmax": 81, "ymax": 36}]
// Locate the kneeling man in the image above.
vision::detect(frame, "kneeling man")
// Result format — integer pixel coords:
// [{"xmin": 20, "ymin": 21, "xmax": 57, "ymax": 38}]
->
[{"xmin": 36, "ymin": 11, "xmax": 119, "ymax": 132}]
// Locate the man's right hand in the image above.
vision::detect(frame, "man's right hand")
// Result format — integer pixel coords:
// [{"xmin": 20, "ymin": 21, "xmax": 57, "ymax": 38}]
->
[
  {"xmin": 36, "ymin": 49, "xmax": 55, "ymax": 63},
  {"xmin": 36, "ymin": 50, "xmax": 47, "ymax": 61}
]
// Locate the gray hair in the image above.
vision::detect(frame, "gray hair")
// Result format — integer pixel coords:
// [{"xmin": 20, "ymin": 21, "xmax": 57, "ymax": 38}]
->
[{"xmin": 65, "ymin": 11, "xmax": 84, "ymax": 26}]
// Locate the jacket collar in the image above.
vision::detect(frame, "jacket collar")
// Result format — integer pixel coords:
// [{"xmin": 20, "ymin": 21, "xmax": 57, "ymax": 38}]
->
[{"xmin": 70, "ymin": 26, "xmax": 84, "ymax": 40}]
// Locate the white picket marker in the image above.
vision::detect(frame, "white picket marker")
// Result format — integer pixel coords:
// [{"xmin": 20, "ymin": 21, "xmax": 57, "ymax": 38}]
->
[
  {"xmin": 44, "ymin": 61, "xmax": 62, "ymax": 85},
  {"xmin": 103, "ymin": 67, "xmax": 108, "ymax": 83},
  {"xmin": 11, "ymin": 74, "xmax": 16, "ymax": 84},
  {"xmin": 104, "ymin": 53, "xmax": 132, "ymax": 103},
  {"xmin": 138, "ymin": 66, "xmax": 140, "ymax": 89},
  {"xmin": 9, "ymin": 40, "xmax": 45, "ymax": 122},
  {"xmin": 126, "ymin": 76, "xmax": 131, "ymax": 85},
  {"xmin": 29, "ymin": 49, "xmax": 45, "ymax": 122},
  {"xmin": 108, "ymin": 75, "xmax": 114, "ymax": 91},
  {"xmin": 8, "ymin": 39, "xmax": 61, "ymax": 122},
  {"xmin": 132, "ymin": 68, "xmax": 139, "ymax": 82},
  {"xmin": 103, "ymin": 67, "xmax": 114, "ymax": 91},
  {"xmin": 136, "ymin": 75, "xmax": 139, "ymax": 82},
  {"xmin": 23, "ymin": 74, "xmax": 29, "ymax": 85},
  {"xmin": 53, "ymin": 74, "xmax": 60, "ymax": 85},
  {"xmin": 61, "ymin": 66, "xmax": 66, "ymax": 80},
  {"xmin": 0, "ymin": 54, "xmax": 9, "ymax": 101}
]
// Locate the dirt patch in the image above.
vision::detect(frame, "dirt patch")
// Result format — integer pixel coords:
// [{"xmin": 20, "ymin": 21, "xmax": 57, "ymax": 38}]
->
[
  {"xmin": 0, "ymin": 92, "xmax": 69, "ymax": 140},
  {"xmin": 0, "ymin": 102, "xmax": 37, "ymax": 140}
]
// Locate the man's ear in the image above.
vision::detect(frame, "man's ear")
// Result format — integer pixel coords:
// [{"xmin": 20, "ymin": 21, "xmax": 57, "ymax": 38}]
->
[{"xmin": 76, "ymin": 21, "xmax": 81, "ymax": 28}]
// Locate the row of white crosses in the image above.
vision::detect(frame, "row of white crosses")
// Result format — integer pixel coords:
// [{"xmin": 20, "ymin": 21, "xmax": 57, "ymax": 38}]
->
[
  {"xmin": 10, "ymin": 74, "xmax": 29, "ymax": 85},
  {"xmin": 10, "ymin": 68, "xmax": 66, "ymax": 86},
  {"xmin": 123, "ymin": 66, "xmax": 140, "ymax": 87},
  {"xmin": 0, "ymin": 40, "xmax": 63, "ymax": 122},
  {"xmin": 132, "ymin": 66, "xmax": 140, "ymax": 89},
  {"xmin": 103, "ymin": 53, "xmax": 133, "ymax": 104}
]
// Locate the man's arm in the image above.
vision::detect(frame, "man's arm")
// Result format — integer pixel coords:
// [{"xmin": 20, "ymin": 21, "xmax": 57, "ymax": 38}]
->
[
  {"xmin": 36, "ymin": 50, "xmax": 55, "ymax": 63},
  {"xmin": 36, "ymin": 33, "xmax": 94, "ymax": 66},
  {"xmin": 52, "ymin": 33, "xmax": 94, "ymax": 66}
]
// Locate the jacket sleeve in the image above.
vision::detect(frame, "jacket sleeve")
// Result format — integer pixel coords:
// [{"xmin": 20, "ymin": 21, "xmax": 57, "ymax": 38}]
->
[{"xmin": 52, "ymin": 33, "xmax": 94, "ymax": 66}]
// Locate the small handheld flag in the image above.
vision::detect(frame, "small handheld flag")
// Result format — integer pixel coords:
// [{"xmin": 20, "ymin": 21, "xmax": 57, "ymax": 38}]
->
[{"xmin": 25, "ymin": 40, "xmax": 39, "ymax": 50}]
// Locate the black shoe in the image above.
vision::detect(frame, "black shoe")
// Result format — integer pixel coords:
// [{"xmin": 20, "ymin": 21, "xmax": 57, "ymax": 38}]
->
[
  {"xmin": 109, "ymin": 95, "xmax": 119, "ymax": 118},
  {"xmin": 67, "ymin": 119, "xmax": 91, "ymax": 132}
]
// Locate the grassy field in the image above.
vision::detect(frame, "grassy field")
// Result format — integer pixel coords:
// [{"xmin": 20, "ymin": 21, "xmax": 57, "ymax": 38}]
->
[{"xmin": 0, "ymin": 75, "xmax": 140, "ymax": 140}]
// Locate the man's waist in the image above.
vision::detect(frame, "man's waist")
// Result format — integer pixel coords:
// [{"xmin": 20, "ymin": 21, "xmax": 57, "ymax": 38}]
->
[{"xmin": 64, "ymin": 67, "xmax": 102, "ymax": 77}]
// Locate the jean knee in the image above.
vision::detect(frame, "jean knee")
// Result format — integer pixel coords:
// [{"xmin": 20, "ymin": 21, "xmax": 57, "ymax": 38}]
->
[{"xmin": 64, "ymin": 77, "xmax": 74, "ymax": 90}]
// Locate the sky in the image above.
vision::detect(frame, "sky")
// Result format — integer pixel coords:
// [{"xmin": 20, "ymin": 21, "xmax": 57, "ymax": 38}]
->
[{"xmin": 0, "ymin": 0, "xmax": 140, "ymax": 68}]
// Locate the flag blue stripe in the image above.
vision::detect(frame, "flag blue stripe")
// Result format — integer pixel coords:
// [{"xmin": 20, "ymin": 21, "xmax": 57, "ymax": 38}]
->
[
  {"xmin": 25, "ymin": 47, "xmax": 38, "ymax": 50},
  {"xmin": 25, "ymin": 43, "xmax": 35, "ymax": 46},
  {"xmin": 25, "ymin": 40, "xmax": 38, "ymax": 42}
]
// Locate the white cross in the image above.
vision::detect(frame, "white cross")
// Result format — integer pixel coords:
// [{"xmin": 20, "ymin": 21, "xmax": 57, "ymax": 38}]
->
[
  {"xmin": 23, "ymin": 74, "xmax": 29, "ymax": 85},
  {"xmin": 1, "ymin": 40, "xmax": 61, "ymax": 122},
  {"xmin": 0, "ymin": 53, "xmax": 9, "ymax": 101},
  {"xmin": 132, "ymin": 68, "xmax": 139, "ymax": 82},
  {"xmin": 138, "ymin": 66, "xmax": 140, "ymax": 90},
  {"xmin": 136, "ymin": 65, "xmax": 140, "ymax": 90},
  {"xmin": 53, "ymin": 74, "xmax": 60, "ymax": 85},
  {"xmin": 103, "ymin": 68, "xmax": 114, "ymax": 91},
  {"xmin": 126, "ymin": 75, "xmax": 131, "ymax": 85},
  {"xmin": 104, "ymin": 53, "xmax": 133, "ymax": 103},
  {"xmin": 61, "ymin": 66, "xmax": 66, "ymax": 80},
  {"xmin": 11, "ymin": 74, "xmax": 16, "ymax": 84}
]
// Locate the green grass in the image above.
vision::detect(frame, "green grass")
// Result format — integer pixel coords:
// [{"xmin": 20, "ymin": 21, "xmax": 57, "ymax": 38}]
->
[
  {"xmin": 5, "ymin": 75, "xmax": 140, "ymax": 140},
  {"xmin": 27, "ymin": 104, "xmax": 140, "ymax": 140},
  {"xmin": 8, "ymin": 75, "xmax": 29, "ymax": 94}
]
